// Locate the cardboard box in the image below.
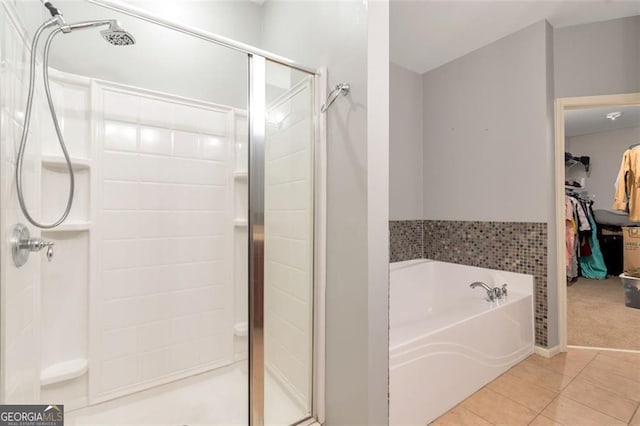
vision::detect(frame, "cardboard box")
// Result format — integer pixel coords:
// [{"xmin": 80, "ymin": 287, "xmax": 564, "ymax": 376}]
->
[{"xmin": 622, "ymin": 227, "xmax": 640, "ymax": 277}]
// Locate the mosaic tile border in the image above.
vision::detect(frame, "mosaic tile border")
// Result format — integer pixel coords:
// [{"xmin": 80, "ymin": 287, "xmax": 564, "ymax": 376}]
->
[
  {"xmin": 389, "ymin": 220, "xmax": 548, "ymax": 347},
  {"xmin": 389, "ymin": 220, "xmax": 424, "ymax": 262}
]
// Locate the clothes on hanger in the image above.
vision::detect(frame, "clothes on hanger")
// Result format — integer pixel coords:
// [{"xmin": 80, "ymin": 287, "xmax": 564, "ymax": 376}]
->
[
  {"xmin": 566, "ymin": 192, "xmax": 607, "ymax": 280},
  {"xmin": 565, "ymin": 195, "xmax": 578, "ymax": 280},
  {"xmin": 613, "ymin": 147, "xmax": 640, "ymax": 221},
  {"xmin": 579, "ymin": 208, "xmax": 607, "ymax": 279}
]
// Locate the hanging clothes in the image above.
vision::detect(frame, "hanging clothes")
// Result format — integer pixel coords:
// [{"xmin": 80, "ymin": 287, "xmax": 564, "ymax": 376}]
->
[
  {"xmin": 578, "ymin": 204, "xmax": 607, "ymax": 279},
  {"xmin": 565, "ymin": 193, "xmax": 607, "ymax": 280},
  {"xmin": 565, "ymin": 196, "xmax": 578, "ymax": 280},
  {"xmin": 613, "ymin": 147, "xmax": 640, "ymax": 221}
]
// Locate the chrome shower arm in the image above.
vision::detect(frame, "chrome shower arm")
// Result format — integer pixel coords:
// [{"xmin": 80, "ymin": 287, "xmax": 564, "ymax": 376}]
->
[{"xmin": 60, "ymin": 19, "xmax": 115, "ymax": 33}]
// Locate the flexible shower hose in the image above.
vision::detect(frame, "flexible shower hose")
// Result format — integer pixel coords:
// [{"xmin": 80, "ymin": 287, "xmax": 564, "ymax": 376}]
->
[{"xmin": 16, "ymin": 19, "xmax": 75, "ymax": 229}]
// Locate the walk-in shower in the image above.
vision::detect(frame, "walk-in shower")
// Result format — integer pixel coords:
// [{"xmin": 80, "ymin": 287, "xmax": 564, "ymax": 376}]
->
[{"xmin": 0, "ymin": 0, "xmax": 323, "ymax": 425}]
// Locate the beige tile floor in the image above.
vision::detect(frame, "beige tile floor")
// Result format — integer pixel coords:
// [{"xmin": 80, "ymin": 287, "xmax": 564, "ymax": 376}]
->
[{"xmin": 432, "ymin": 348, "xmax": 640, "ymax": 425}]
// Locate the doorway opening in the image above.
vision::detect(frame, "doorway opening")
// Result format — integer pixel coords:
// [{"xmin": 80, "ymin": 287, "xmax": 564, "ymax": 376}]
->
[{"xmin": 555, "ymin": 93, "xmax": 640, "ymax": 353}]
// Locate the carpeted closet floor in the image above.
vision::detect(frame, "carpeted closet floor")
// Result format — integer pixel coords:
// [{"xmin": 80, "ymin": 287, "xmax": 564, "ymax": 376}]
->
[{"xmin": 568, "ymin": 276, "xmax": 640, "ymax": 350}]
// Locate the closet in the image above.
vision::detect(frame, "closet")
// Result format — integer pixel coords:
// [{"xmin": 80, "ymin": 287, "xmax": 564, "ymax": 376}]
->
[
  {"xmin": 564, "ymin": 185, "xmax": 606, "ymax": 282},
  {"xmin": 563, "ymin": 104, "xmax": 640, "ymax": 351}
]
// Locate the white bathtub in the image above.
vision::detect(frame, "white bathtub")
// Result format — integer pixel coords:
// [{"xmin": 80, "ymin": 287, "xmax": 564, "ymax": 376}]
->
[{"xmin": 389, "ymin": 259, "xmax": 534, "ymax": 425}]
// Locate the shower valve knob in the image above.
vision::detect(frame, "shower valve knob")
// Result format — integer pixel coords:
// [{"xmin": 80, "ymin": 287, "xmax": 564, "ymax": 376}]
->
[
  {"xmin": 26, "ymin": 238, "xmax": 54, "ymax": 252},
  {"xmin": 11, "ymin": 224, "xmax": 55, "ymax": 267},
  {"xmin": 28, "ymin": 240, "xmax": 54, "ymax": 262},
  {"xmin": 35, "ymin": 241, "xmax": 55, "ymax": 262}
]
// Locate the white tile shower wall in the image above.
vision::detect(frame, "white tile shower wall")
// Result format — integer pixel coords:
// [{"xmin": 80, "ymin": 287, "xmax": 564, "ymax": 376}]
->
[
  {"xmin": 0, "ymin": 0, "xmax": 42, "ymax": 403},
  {"xmin": 42, "ymin": 73, "xmax": 90, "ymax": 159},
  {"xmin": 264, "ymin": 78, "xmax": 313, "ymax": 410},
  {"xmin": 91, "ymin": 83, "xmax": 236, "ymax": 402}
]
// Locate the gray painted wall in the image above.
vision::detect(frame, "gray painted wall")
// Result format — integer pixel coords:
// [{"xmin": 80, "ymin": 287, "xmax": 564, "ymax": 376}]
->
[
  {"xmin": 388, "ymin": 14, "xmax": 640, "ymax": 351},
  {"xmin": 260, "ymin": 2, "xmax": 388, "ymax": 424},
  {"xmin": 417, "ymin": 20, "xmax": 558, "ymax": 346},
  {"xmin": 554, "ymin": 16, "xmax": 640, "ymax": 98},
  {"xmin": 422, "ymin": 21, "xmax": 552, "ymax": 223},
  {"xmin": 390, "ymin": 62, "xmax": 423, "ymax": 220},
  {"xmin": 390, "ymin": 15, "xmax": 640, "ymax": 349},
  {"xmin": 552, "ymin": 15, "xmax": 640, "ymax": 347}
]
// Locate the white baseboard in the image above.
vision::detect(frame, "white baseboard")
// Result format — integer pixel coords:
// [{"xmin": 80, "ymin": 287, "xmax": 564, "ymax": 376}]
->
[
  {"xmin": 295, "ymin": 419, "xmax": 320, "ymax": 426},
  {"xmin": 568, "ymin": 345, "xmax": 640, "ymax": 354},
  {"xmin": 534, "ymin": 345, "xmax": 562, "ymax": 358}
]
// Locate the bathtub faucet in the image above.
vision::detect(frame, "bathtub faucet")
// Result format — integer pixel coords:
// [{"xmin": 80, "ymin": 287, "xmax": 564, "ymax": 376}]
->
[{"xmin": 470, "ymin": 281, "xmax": 502, "ymax": 301}]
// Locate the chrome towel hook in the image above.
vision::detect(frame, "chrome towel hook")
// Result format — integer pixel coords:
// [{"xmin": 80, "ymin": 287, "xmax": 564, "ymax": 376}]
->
[{"xmin": 321, "ymin": 82, "xmax": 350, "ymax": 113}]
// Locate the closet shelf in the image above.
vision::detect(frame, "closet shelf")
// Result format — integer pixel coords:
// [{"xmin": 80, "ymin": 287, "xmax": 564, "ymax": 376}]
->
[
  {"xmin": 565, "ymin": 185, "xmax": 585, "ymax": 190},
  {"xmin": 40, "ymin": 358, "xmax": 88, "ymax": 386},
  {"xmin": 564, "ymin": 153, "xmax": 590, "ymax": 172},
  {"xmin": 42, "ymin": 155, "xmax": 91, "ymax": 171},
  {"xmin": 41, "ymin": 222, "xmax": 91, "ymax": 232},
  {"xmin": 234, "ymin": 219, "xmax": 248, "ymax": 227}
]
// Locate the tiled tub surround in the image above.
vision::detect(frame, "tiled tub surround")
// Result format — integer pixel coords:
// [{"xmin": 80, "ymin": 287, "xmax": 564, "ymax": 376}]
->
[
  {"xmin": 389, "ymin": 220, "xmax": 548, "ymax": 347},
  {"xmin": 389, "ymin": 220, "xmax": 423, "ymax": 262}
]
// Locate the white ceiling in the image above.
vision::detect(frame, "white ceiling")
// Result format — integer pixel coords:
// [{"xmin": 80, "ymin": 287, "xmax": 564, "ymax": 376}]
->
[
  {"xmin": 390, "ymin": 0, "xmax": 640, "ymax": 74},
  {"xmin": 565, "ymin": 106, "xmax": 640, "ymax": 138}
]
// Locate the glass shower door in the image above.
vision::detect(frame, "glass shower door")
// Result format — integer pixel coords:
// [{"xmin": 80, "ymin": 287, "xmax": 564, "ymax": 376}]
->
[{"xmin": 262, "ymin": 60, "xmax": 315, "ymax": 425}]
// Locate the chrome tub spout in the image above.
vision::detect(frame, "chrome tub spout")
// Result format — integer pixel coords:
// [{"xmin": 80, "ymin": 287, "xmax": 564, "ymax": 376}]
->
[{"xmin": 470, "ymin": 281, "xmax": 496, "ymax": 301}]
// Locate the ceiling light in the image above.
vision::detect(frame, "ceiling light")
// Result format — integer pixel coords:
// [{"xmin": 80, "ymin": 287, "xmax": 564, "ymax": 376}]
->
[{"xmin": 606, "ymin": 112, "xmax": 622, "ymax": 121}]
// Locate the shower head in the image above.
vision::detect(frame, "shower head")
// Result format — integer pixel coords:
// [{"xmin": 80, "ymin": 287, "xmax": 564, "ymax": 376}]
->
[
  {"xmin": 44, "ymin": 1, "xmax": 134, "ymax": 44},
  {"xmin": 100, "ymin": 21, "xmax": 135, "ymax": 46},
  {"xmin": 61, "ymin": 19, "xmax": 135, "ymax": 45}
]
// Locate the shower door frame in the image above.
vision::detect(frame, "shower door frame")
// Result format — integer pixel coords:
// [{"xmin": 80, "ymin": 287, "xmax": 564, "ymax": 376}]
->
[
  {"xmin": 250, "ymin": 57, "xmax": 326, "ymax": 426},
  {"xmin": 85, "ymin": 1, "xmax": 327, "ymax": 425}
]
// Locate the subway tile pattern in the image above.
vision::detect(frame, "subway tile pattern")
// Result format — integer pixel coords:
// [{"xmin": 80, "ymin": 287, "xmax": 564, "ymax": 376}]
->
[
  {"xmin": 389, "ymin": 220, "xmax": 424, "ymax": 262},
  {"xmin": 389, "ymin": 220, "xmax": 548, "ymax": 347},
  {"xmin": 94, "ymin": 85, "xmax": 235, "ymax": 402}
]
